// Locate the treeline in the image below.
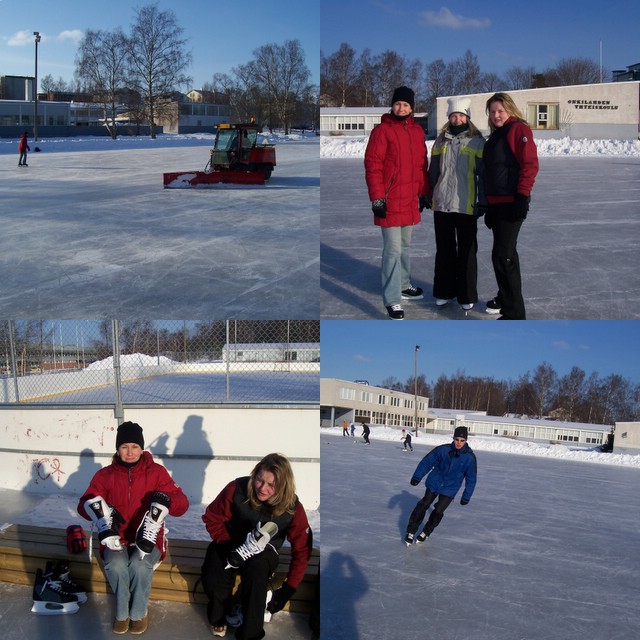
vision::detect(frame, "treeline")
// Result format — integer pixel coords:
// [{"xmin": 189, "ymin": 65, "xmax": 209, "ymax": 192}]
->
[
  {"xmin": 380, "ymin": 363, "xmax": 639, "ymax": 425},
  {"xmin": 321, "ymin": 43, "xmax": 604, "ymax": 112},
  {"xmin": 47, "ymin": 4, "xmax": 316, "ymax": 138}
]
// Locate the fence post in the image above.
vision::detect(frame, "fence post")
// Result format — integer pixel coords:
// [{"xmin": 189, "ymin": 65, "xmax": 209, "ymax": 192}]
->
[
  {"xmin": 8, "ymin": 320, "xmax": 20, "ymax": 402},
  {"xmin": 111, "ymin": 319, "xmax": 124, "ymax": 424},
  {"xmin": 225, "ymin": 320, "xmax": 231, "ymax": 401}
]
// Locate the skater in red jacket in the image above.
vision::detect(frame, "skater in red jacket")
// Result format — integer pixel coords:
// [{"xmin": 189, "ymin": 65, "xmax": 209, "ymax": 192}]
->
[
  {"xmin": 18, "ymin": 131, "xmax": 30, "ymax": 166},
  {"xmin": 365, "ymin": 86, "xmax": 430, "ymax": 319},
  {"xmin": 78, "ymin": 421, "xmax": 189, "ymax": 634},
  {"xmin": 201, "ymin": 453, "xmax": 313, "ymax": 639}
]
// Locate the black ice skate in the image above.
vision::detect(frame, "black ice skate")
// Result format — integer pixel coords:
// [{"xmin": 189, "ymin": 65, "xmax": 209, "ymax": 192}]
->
[
  {"xmin": 31, "ymin": 568, "xmax": 80, "ymax": 615},
  {"xmin": 135, "ymin": 492, "xmax": 170, "ymax": 559},
  {"xmin": 44, "ymin": 560, "xmax": 87, "ymax": 603},
  {"xmin": 225, "ymin": 521, "xmax": 279, "ymax": 569},
  {"xmin": 84, "ymin": 496, "xmax": 123, "ymax": 550},
  {"xmin": 404, "ymin": 532, "xmax": 414, "ymax": 546}
]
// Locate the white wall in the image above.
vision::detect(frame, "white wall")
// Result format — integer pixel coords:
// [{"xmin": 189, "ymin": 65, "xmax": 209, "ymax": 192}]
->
[
  {"xmin": 0, "ymin": 405, "xmax": 319, "ymax": 509},
  {"xmin": 613, "ymin": 421, "xmax": 640, "ymax": 454}
]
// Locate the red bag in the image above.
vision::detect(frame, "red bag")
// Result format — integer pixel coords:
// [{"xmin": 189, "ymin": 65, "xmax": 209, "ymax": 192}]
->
[{"xmin": 66, "ymin": 525, "xmax": 87, "ymax": 554}]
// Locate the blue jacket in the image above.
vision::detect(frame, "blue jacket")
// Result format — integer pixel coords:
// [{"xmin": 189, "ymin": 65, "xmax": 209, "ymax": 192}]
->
[{"xmin": 411, "ymin": 442, "xmax": 477, "ymax": 503}]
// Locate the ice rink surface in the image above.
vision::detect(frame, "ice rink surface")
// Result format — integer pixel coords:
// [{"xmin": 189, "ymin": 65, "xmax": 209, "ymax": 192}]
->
[
  {"xmin": 0, "ymin": 137, "xmax": 319, "ymax": 319},
  {"xmin": 320, "ymin": 156, "xmax": 640, "ymax": 319},
  {"xmin": 321, "ymin": 432, "xmax": 639, "ymax": 640}
]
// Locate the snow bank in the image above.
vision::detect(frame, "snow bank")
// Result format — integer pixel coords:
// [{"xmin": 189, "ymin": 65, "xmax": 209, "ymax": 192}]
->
[
  {"xmin": 321, "ymin": 135, "xmax": 640, "ymax": 158},
  {"xmin": 321, "ymin": 426, "xmax": 640, "ymax": 468},
  {"xmin": 85, "ymin": 352, "xmax": 177, "ymax": 370}
]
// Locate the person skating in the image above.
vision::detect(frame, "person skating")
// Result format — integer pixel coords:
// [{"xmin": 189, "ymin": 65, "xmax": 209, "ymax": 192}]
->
[
  {"xmin": 404, "ymin": 426, "xmax": 477, "ymax": 545},
  {"xmin": 364, "ymin": 86, "xmax": 430, "ymax": 319},
  {"xmin": 77, "ymin": 421, "xmax": 189, "ymax": 634},
  {"xmin": 401, "ymin": 428, "xmax": 413, "ymax": 451},
  {"xmin": 18, "ymin": 131, "xmax": 30, "ymax": 166},
  {"xmin": 361, "ymin": 422, "xmax": 371, "ymax": 445},
  {"xmin": 201, "ymin": 453, "xmax": 313, "ymax": 639}
]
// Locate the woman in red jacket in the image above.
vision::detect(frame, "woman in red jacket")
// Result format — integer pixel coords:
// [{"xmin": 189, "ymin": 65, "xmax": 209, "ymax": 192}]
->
[
  {"xmin": 483, "ymin": 92, "xmax": 539, "ymax": 319},
  {"xmin": 18, "ymin": 131, "xmax": 30, "ymax": 166},
  {"xmin": 78, "ymin": 421, "xmax": 189, "ymax": 635},
  {"xmin": 201, "ymin": 453, "xmax": 313, "ymax": 639},
  {"xmin": 365, "ymin": 86, "xmax": 429, "ymax": 319}
]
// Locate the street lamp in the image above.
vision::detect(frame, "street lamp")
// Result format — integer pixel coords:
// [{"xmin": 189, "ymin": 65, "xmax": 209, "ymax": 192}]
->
[
  {"xmin": 33, "ymin": 31, "xmax": 41, "ymax": 142},
  {"xmin": 414, "ymin": 344, "xmax": 420, "ymax": 436}
]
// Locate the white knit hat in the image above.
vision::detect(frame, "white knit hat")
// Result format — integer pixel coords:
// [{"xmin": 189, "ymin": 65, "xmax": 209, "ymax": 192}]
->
[{"xmin": 447, "ymin": 97, "xmax": 471, "ymax": 118}]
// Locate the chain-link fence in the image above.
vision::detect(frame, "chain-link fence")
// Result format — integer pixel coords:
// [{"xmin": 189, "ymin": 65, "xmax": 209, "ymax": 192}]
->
[{"xmin": 0, "ymin": 320, "xmax": 319, "ymax": 406}]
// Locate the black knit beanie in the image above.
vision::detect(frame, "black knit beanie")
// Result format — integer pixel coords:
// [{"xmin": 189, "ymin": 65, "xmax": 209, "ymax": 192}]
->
[
  {"xmin": 391, "ymin": 86, "xmax": 415, "ymax": 110},
  {"xmin": 116, "ymin": 421, "xmax": 144, "ymax": 449},
  {"xmin": 453, "ymin": 426, "xmax": 468, "ymax": 440}
]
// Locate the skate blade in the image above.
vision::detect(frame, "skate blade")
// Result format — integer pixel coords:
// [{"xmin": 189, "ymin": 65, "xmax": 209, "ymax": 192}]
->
[
  {"xmin": 31, "ymin": 600, "xmax": 80, "ymax": 615},
  {"xmin": 264, "ymin": 589, "xmax": 273, "ymax": 622}
]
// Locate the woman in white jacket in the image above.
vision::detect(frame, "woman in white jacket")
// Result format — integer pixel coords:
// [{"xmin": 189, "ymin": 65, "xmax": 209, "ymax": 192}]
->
[{"xmin": 428, "ymin": 97, "xmax": 486, "ymax": 311}]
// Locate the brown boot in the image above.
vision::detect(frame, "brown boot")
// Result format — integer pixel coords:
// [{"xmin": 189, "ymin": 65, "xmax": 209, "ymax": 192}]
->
[
  {"xmin": 112, "ymin": 618, "xmax": 130, "ymax": 634},
  {"xmin": 130, "ymin": 614, "xmax": 148, "ymax": 635}
]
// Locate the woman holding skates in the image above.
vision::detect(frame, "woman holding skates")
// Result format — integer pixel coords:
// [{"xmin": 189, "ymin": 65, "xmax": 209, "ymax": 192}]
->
[
  {"xmin": 78, "ymin": 421, "xmax": 189, "ymax": 634},
  {"xmin": 201, "ymin": 453, "xmax": 313, "ymax": 639}
]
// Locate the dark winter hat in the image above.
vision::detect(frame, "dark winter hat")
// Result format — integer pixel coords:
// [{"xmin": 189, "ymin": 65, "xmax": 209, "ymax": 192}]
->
[
  {"xmin": 391, "ymin": 86, "xmax": 415, "ymax": 109},
  {"xmin": 116, "ymin": 421, "xmax": 144, "ymax": 449},
  {"xmin": 453, "ymin": 426, "xmax": 468, "ymax": 440}
]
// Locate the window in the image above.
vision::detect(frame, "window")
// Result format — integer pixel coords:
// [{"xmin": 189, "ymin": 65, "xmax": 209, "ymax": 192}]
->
[
  {"xmin": 339, "ymin": 387, "xmax": 355, "ymax": 400},
  {"xmin": 390, "ymin": 396, "xmax": 400, "ymax": 407},
  {"xmin": 527, "ymin": 103, "xmax": 559, "ymax": 130},
  {"xmin": 377, "ymin": 394, "xmax": 386, "ymax": 405}
]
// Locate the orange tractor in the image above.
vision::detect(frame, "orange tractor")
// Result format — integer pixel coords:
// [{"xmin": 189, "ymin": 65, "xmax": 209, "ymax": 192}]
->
[{"xmin": 163, "ymin": 123, "xmax": 276, "ymax": 188}]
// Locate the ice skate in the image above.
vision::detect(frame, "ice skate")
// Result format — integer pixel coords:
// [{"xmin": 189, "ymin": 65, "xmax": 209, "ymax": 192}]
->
[
  {"xmin": 225, "ymin": 521, "xmax": 278, "ymax": 569},
  {"xmin": 31, "ymin": 568, "xmax": 80, "ymax": 615},
  {"xmin": 264, "ymin": 589, "xmax": 273, "ymax": 622},
  {"xmin": 416, "ymin": 531, "xmax": 429, "ymax": 543},
  {"xmin": 404, "ymin": 532, "xmax": 414, "ymax": 546},
  {"xmin": 135, "ymin": 493, "xmax": 170, "ymax": 559},
  {"xmin": 44, "ymin": 560, "xmax": 87, "ymax": 603},
  {"xmin": 84, "ymin": 496, "xmax": 123, "ymax": 550}
]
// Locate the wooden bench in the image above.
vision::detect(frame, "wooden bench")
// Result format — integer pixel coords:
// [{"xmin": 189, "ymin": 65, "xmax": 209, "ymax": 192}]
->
[{"xmin": 0, "ymin": 524, "xmax": 319, "ymax": 615}]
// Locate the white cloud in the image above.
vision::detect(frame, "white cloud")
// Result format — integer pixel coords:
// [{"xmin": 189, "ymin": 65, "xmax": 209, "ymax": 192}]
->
[
  {"xmin": 58, "ymin": 30, "xmax": 83, "ymax": 44},
  {"xmin": 552, "ymin": 340, "xmax": 571, "ymax": 351},
  {"xmin": 353, "ymin": 354, "xmax": 371, "ymax": 362},
  {"xmin": 7, "ymin": 30, "xmax": 34, "ymax": 46},
  {"xmin": 420, "ymin": 7, "xmax": 491, "ymax": 30}
]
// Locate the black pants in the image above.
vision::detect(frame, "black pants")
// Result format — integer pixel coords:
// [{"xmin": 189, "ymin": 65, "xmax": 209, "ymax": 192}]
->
[
  {"xmin": 433, "ymin": 211, "xmax": 478, "ymax": 304},
  {"xmin": 488, "ymin": 203, "xmax": 525, "ymax": 319},
  {"xmin": 407, "ymin": 488, "xmax": 453, "ymax": 537},
  {"xmin": 201, "ymin": 539, "xmax": 278, "ymax": 640}
]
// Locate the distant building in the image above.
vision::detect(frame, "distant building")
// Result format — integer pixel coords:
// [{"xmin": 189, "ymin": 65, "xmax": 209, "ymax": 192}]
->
[
  {"xmin": 613, "ymin": 422, "xmax": 640, "ymax": 454},
  {"xmin": 437, "ymin": 80, "xmax": 640, "ymax": 141},
  {"xmin": 222, "ymin": 343, "xmax": 320, "ymax": 363},
  {"xmin": 612, "ymin": 63, "xmax": 640, "ymax": 82},
  {"xmin": 320, "ymin": 106, "xmax": 429, "ymax": 136}
]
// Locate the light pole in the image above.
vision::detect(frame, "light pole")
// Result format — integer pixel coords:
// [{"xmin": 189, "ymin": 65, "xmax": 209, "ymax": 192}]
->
[
  {"xmin": 33, "ymin": 31, "xmax": 41, "ymax": 142},
  {"xmin": 414, "ymin": 344, "xmax": 420, "ymax": 436}
]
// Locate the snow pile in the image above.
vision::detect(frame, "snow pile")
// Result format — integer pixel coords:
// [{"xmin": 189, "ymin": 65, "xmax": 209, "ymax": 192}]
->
[
  {"xmin": 85, "ymin": 352, "xmax": 177, "ymax": 370},
  {"xmin": 321, "ymin": 134, "xmax": 640, "ymax": 158},
  {"xmin": 322, "ymin": 426, "xmax": 640, "ymax": 468}
]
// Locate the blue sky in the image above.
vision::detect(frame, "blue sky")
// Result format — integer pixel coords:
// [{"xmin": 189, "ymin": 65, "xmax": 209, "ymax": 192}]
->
[
  {"xmin": 320, "ymin": 321, "xmax": 640, "ymax": 386},
  {"xmin": 0, "ymin": 0, "xmax": 319, "ymax": 89},
  {"xmin": 321, "ymin": 0, "xmax": 639, "ymax": 79}
]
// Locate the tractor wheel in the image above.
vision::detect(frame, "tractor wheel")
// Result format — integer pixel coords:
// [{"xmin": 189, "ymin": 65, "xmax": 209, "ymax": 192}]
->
[{"xmin": 260, "ymin": 164, "xmax": 273, "ymax": 180}]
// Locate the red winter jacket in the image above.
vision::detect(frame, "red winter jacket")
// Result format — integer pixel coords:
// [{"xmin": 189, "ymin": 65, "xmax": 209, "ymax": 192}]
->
[
  {"xmin": 77, "ymin": 451, "xmax": 189, "ymax": 559},
  {"xmin": 18, "ymin": 134, "xmax": 30, "ymax": 153},
  {"xmin": 202, "ymin": 478, "xmax": 312, "ymax": 589},
  {"xmin": 364, "ymin": 113, "xmax": 429, "ymax": 227}
]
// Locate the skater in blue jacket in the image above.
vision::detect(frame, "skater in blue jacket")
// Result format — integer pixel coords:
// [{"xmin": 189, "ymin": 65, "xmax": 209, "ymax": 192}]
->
[{"xmin": 404, "ymin": 426, "xmax": 477, "ymax": 545}]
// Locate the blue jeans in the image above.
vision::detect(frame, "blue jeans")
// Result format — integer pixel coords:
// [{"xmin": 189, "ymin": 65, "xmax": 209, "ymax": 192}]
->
[
  {"xmin": 380, "ymin": 225, "xmax": 413, "ymax": 307},
  {"xmin": 103, "ymin": 546, "xmax": 161, "ymax": 621}
]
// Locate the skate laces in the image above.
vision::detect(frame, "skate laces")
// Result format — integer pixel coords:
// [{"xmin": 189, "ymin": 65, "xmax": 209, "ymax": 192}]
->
[
  {"xmin": 139, "ymin": 509, "xmax": 163, "ymax": 545},
  {"xmin": 235, "ymin": 521, "xmax": 277, "ymax": 561}
]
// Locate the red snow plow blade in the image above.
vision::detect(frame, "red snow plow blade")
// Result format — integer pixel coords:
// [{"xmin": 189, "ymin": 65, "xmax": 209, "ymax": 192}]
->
[{"xmin": 163, "ymin": 170, "xmax": 266, "ymax": 188}]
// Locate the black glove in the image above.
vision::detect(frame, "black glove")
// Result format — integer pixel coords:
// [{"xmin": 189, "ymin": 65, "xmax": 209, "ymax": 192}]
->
[
  {"xmin": 474, "ymin": 204, "xmax": 488, "ymax": 218},
  {"xmin": 418, "ymin": 195, "xmax": 431, "ymax": 212},
  {"xmin": 371, "ymin": 198, "xmax": 387, "ymax": 219},
  {"xmin": 512, "ymin": 193, "xmax": 530, "ymax": 221},
  {"xmin": 484, "ymin": 209, "xmax": 494, "ymax": 229},
  {"xmin": 151, "ymin": 491, "xmax": 171, "ymax": 508},
  {"xmin": 267, "ymin": 582, "xmax": 297, "ymax": 614},
  {"xmin": 460, "ymin": 498, "xmax": 470, "ymax": 506},
  {"xmin": 410, "ymin": 477, "xmax": 420, "ymax": 486}
]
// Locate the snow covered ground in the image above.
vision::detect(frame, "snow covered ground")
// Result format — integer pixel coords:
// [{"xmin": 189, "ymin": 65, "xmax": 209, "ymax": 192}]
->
[
  {"xmin": 320, "ymin": 136, "xmax": 640, "ymax": 320},
  {"xmin": 320, "ymin": 427, "xmax": 639, "ymax": 640},
  {"xmin": 0, "ymin": 132, "xmax": 319, "ymax": 319}
]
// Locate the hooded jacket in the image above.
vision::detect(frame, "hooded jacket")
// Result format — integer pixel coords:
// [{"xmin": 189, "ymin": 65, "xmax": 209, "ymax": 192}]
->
[
  {"xmin": 202, "ymin": 477, "xmax": 312, "ymax": 589},
  {"xmin": 411, "ymin": 441, "xmax": 477, "ymax": 503},
  {"xmin": 77, "ymin": 450, "xmax": 189, "ymax": 558},
  {"xmin": 429, "ymin": 127, "xmax": 486, "ymax": 215},
  {"xmin": 364, "ymin": 113, "xmax": 429, "ymax": 227}
]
